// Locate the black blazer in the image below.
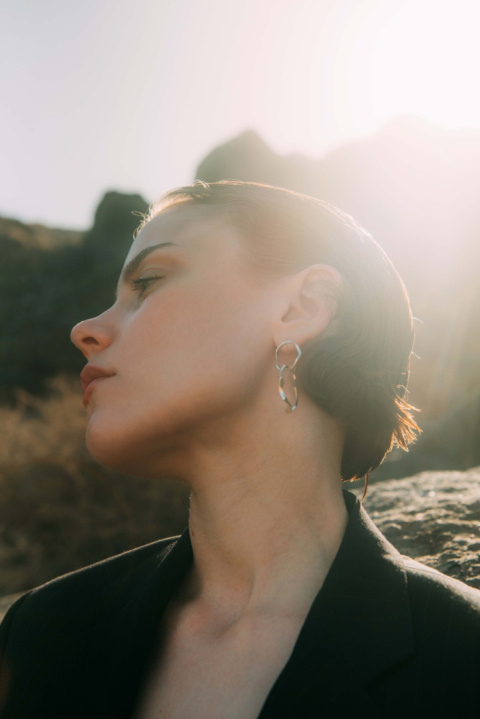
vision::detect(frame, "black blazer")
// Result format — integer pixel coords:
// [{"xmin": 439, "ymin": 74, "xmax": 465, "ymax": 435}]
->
[{"xmin": 1, "ymin": 491, "xmax": 479, "ymax": 718}]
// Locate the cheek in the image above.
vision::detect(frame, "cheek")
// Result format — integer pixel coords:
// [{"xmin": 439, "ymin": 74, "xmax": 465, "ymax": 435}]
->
[
  {"xmin": 130, "ymin": 306, "xmax": 263, "ymax": 426},
  {"xmin": 132, "ymin": 283, "xmax": 266, "ymax": 377},
  {"xmin": 84, "ymin": 283, "xmax": 273, "ymax": 470},
  {"xmin": 177, "ymin": 298, "xmax": 265, "ymax": 387}
]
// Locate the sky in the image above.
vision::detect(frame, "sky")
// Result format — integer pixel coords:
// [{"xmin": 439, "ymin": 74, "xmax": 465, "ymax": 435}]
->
[{"xmin": 2, "ymin": 0, "xmax": 480, "ymax": 229}]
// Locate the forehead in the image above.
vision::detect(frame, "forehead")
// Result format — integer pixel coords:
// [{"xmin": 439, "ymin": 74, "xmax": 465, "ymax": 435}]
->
[{"xmin": 125, "ymin": 204, "xmax": 241, "ymax": 265}]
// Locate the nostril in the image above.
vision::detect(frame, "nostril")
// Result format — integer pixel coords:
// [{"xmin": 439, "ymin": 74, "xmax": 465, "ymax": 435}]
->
[
  {"xmin": 78, "ymin": 337, "xmax": 99, "ymax": 359},
  {"xmin": 70, "ymin": 314, "xmax": 115, "ymax": 357},
  {"xmin": 70, "ymin": 320, "xmax": 98, "ymax": 353}
]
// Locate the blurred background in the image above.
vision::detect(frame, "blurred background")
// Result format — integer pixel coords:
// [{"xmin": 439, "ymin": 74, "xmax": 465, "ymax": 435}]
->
[{"xmin": 1, "ymin": 0, "xmax": 480, "ymax": 597}]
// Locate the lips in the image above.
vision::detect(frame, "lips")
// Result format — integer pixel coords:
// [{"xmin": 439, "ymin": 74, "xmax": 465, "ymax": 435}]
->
[{"xmin": 80, "ymin": 365, "xmax": 115, "ymax": 406}]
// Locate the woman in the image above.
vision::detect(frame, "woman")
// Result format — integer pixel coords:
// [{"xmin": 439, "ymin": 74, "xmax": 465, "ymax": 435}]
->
[{"xmin": 0, "ymin": 181, "xmax": 479, "ymax": 718}]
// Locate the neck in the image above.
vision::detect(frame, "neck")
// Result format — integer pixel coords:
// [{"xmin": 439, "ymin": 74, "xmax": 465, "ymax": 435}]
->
[{"xmin": 177, "ymin": 397, "xmax": 348, "ymax": 619}]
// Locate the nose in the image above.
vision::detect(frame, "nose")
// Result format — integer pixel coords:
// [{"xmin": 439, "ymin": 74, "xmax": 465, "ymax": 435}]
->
[{"xmin": 70, "ymin": 311, "xmax": 116, "ymax": 359}]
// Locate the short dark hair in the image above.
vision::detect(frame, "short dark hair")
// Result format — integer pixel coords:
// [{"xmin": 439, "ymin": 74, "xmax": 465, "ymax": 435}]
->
[{"xmin": 141, "ymin": 180, "xmax": 419, "ymax": 481}]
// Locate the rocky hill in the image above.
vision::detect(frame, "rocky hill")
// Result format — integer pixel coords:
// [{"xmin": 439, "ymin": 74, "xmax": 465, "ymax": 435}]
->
[
  {"xmin": 0, "ymin": 217, "xmax": 82, "ymax": 250},
  {"xmin": 0, "ymin": 191, "xmax": 148, "ymax": 401}
]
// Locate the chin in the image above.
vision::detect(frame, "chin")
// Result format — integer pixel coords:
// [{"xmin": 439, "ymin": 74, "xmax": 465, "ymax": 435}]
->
[
  {"xmin": 84, "ymin": 418, "xmax": 181, "ymax": 480},
  {"xmin": 86, "ymin": 431, "xmax": 130, "ymax": 473},
  {"xmin": 85, "ymin": 416, "xmax": 139, "ymax": 468}
]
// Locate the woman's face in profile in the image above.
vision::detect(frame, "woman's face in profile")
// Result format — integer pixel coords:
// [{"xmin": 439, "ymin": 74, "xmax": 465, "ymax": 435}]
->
[{"xmin": 71, "ymin": 206, "xmax": 277, "ymax": 477}]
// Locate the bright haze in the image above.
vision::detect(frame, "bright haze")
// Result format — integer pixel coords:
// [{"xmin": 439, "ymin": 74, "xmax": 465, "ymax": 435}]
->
[{"xmin": 2, "ymin": 0, "xmax": 480, "ymax": 229}]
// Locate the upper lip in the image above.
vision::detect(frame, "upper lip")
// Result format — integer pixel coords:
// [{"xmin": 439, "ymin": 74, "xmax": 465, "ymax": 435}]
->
[{"xmin": 80, "ymin": 365, "xmax": 115, "ymax": 392}]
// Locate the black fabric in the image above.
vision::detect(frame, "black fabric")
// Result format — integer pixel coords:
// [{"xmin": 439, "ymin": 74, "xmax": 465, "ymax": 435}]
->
[{"xmin": 0, "ymin": 491, "xmax": 479, "ymax": 718}]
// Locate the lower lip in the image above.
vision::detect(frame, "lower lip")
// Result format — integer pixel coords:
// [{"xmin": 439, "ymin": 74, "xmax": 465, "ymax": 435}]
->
[{"xmin": 82, "ymin": 377, "xmax": 112, "ymax": 407}]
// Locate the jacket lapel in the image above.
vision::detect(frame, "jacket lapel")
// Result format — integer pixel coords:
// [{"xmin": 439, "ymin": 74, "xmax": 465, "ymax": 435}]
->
[
  {"xmin": 260, "ymin": 491, "xmax": 415, "ymax": 717},
  {"xmin": 99, "ymin": 530, "xmax": 193, "ymax": 718}
]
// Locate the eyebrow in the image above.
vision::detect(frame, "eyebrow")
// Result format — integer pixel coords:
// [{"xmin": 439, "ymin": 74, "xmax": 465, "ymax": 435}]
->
[{"xmin": 116, "ymin": 242, "xmax": 176, "ymax": 297}]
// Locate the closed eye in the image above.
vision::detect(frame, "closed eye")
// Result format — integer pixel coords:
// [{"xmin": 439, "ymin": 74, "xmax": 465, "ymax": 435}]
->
[{"xmin": 129, "ymin": 274, "xmax": 164, "ymax": 297}]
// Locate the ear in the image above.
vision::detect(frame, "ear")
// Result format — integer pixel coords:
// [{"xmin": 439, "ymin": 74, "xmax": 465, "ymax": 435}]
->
[{"xmin": 272, "ymin": 264, "xmax": 343, "ymax": 349}]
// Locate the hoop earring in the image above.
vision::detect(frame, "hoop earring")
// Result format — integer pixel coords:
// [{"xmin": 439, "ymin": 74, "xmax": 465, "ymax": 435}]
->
[{"xmin": 275, "ymin": 340, "xmax": 302, "ymax": 413}]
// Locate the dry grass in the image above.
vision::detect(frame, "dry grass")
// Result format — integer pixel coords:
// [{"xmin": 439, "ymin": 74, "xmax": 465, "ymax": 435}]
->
[
  {"xmin": 0, "ymin": 375, "xmax": 88, "ymax": 469},
  {"xmin": 0, "ymin": 377, "xmax": 189, "ymax": 597}
]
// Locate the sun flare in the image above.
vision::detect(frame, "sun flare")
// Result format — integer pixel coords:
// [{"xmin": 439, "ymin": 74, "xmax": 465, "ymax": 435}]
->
[{"xmin": 368, "ymin": 0, "xmax": 480, "ymax": 130}]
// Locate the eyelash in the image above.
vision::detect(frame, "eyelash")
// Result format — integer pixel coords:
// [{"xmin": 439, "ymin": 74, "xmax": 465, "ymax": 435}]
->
[{"xmin": 129, "ymin": 275, "xmax": 164, "ymax": 297}]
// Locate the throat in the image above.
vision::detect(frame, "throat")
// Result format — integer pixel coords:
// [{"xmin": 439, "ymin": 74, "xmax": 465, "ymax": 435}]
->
[{"xmin": 185, "ymin": 474, "xmax": 348, "ymax": 623}]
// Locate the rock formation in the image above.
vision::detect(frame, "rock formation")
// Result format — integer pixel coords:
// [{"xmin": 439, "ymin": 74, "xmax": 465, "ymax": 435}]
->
[{"xmin": 359, "ymin": 467, "xmax": 480, "ymax": 588}]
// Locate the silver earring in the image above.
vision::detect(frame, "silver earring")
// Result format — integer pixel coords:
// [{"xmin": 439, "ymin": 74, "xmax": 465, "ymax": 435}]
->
[{"xmin": 275, "ymin": 340, "xmax": 302, "ymax": 413}]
